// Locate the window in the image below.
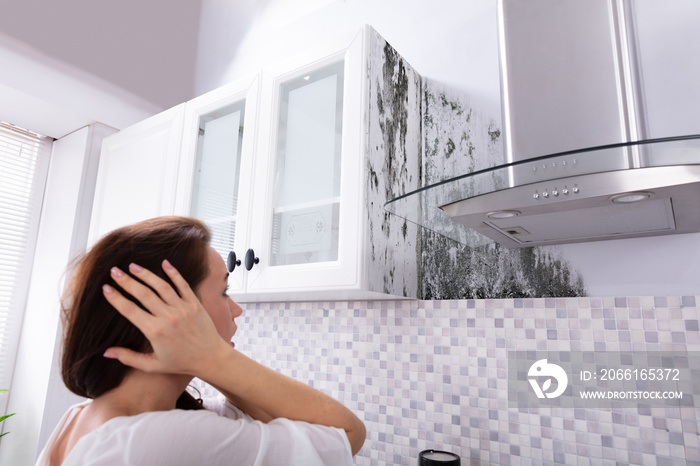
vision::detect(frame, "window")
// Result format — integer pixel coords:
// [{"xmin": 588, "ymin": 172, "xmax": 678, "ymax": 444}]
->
[{"xmin": 0, "ymin": 122, "xmax": 51, "ymax": 414}]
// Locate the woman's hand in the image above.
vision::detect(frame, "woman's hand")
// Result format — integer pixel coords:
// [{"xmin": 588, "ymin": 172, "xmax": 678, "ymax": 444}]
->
[{"xmin": 102, "ymin": 260, "xmax": 229, "ymax": 375}]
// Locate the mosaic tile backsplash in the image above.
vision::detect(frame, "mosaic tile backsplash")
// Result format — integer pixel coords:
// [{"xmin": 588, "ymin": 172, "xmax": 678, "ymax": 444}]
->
[{"xmin": 197, "ymin": 297, "xmax": 700, "ymax": 465}]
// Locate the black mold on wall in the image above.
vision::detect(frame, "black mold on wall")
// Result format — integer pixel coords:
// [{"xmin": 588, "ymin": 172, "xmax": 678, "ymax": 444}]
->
[
  {"xmin": 421, "ymin": 230, "xmax": 586, "ymax": 299},
  {"xmin": 366, "ymin": 28, "xmax": 422, "ymax": 298},
  {"xmin": 419, "ymin": 83, "xmax": 587, "ymax": 299},
  {"xmin": 376, "ymin": 42, "xmax": 412, "ymax": 204}
]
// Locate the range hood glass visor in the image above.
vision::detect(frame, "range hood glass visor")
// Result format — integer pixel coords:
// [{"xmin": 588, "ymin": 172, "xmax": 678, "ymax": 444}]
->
[{"xmin": 384, "ymin": 135, "xmax": 700, "ymax": 248}]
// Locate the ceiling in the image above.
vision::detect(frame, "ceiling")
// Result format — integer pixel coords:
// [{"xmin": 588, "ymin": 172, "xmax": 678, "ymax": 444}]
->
[{"xmin": 0, "ymin": 0, "xmax": 203, "ymax": 110}]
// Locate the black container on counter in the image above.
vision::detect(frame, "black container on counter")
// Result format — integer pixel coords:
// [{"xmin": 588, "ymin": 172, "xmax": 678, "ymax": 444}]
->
[{"xmin": 418, "ymin": 449, "xmax": 461, "ymax": 465}]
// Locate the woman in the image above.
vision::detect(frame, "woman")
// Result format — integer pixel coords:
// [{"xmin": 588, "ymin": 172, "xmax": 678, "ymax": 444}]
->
[{"xmin": 37, "ymin": 216, "xmax": 365, "ymax": 465}]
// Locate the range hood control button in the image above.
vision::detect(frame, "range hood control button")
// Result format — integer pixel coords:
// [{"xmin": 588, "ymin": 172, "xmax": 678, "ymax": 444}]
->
[
  {"xmin": 573, "ymin": 185, "xmax": 580, "ymax": 194},
  {"xmin": 552, "ymin": 189, "xmax": 559, "ymax": 197},
  {"xmin": 562, "ymin": 187, "xmax": 569, "ymax": 195},
  {"xmin": 533, "ymin": 192, "xmax": 540, "ymax": 200},
  {"xmin": 542, "ymin": 191, "xmax": 549, "ymax": 198}
]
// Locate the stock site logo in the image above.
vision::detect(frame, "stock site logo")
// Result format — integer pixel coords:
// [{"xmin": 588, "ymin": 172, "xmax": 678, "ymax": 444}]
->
[{"xmin": 528, "ymin": 359, "xmax": 568, "ymax": 399}]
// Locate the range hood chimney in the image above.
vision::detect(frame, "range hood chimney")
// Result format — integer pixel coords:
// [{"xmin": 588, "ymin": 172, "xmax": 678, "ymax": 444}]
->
[{"xmin": 385, "ymin": 0, "xmax": 700, "ymax": 249}]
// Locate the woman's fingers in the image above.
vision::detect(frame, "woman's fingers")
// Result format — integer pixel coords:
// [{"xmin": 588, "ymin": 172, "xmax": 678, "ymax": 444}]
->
[
  {"xmin": 102, "ymin": 283, "xmax": 154, "ymax": 331},
  {"xmin": 110, "ymin": 264, "xmax": 182, "ymax": 312},
  {"xmin": 113, "ymin": 261, "xmax": 200, "ymax": 310},
  {"xmin": 103, "ymin": 346, "xmax": 160, "ymax": 373},
  {"xmin": 161, "ymin": 259, "xmax": 199, "ymax": 304}
]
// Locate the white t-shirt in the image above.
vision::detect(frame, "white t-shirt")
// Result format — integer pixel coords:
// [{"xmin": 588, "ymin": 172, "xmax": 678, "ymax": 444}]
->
[{"xmin": 35, "ymin": 397, "xmax": 353, "ymax": 466}]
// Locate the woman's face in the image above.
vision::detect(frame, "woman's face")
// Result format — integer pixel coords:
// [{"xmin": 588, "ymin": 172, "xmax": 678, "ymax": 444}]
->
[{"xmin": 196, "ymin": 246, "xmax": 242, "ymax": 344}]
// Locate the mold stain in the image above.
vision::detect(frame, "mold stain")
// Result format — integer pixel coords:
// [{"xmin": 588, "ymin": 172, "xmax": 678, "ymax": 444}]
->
[
  {"xmin": 420, "ymin": 80, "xmax": 586, "ymax": 298},
  {"xmin": 366, "ymin": 28, "xmax": 421, "ymax": 299},
  {"xmin": 488, "ymin": 124, "xmax": 501, "ymax": 143},
  {"xmin": 368, "ymin": 165, "xmax": 379, "ymax": 190},
  {"xmin": 445, "ymin": 138, "xmax": 455, "ymax": 158},
  {"xmin": 440, "ymin": 92, "xmax": 463, "ymax": 115},
  {"xmin": 421, "ymin": 231, "xmax": 586, "ymax": 299},
  {"xmin": 377, "ymin": 41, "xmax": 411, "ymax": 205}
]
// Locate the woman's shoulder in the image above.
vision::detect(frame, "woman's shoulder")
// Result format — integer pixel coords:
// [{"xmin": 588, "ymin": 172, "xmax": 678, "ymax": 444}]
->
[
  {"xmin": 55, "ymin": 402, "xmax": 352, "ymax": 466},
  {"xmin": 35, "ymin": 401, "xmax": 93, "ymax": 466},
  {"xmin": 59, "ymin": 405, "xmax": 254, "ymax": 465}
]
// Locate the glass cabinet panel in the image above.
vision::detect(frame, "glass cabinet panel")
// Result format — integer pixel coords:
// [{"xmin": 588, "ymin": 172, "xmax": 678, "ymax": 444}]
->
[
  {"xmin": 270, "ymin": 61, "xmax": 344, "ymax": 266},
  {"xmin": 191, "ymin": 101, "xmax": 246, "ymax": 258}
]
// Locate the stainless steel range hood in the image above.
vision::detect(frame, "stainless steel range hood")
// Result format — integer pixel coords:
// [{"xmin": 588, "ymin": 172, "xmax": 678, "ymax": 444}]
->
[
  {"xmin": 439, "ymin": 137, "xmax": 700, "ymax": 248},
  {"xmin": 384, "ymin": 135, "xmax": 700, "ymax": 249}
]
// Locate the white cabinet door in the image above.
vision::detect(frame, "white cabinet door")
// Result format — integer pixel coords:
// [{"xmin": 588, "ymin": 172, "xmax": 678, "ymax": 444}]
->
[
  {"xmin": 176, "ymin": 75, "xmax": 260, "ymax": 294},
  {"xmin": 244, "ymin": 29, "xmax": 367, "ymax": 298},
  {"xmin": 89, "ymin": 104, "xmax": 185, "ymax": 244}
]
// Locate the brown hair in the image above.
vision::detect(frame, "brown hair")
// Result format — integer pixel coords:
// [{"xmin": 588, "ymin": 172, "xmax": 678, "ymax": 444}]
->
[{"xmin": 61, "ymin": 216, "xmax": 212, "ymax": 409}]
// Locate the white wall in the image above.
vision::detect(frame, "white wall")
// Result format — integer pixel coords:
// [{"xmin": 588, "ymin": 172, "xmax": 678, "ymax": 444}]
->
[
  {"xmin": 545, "ymin": 233, "xmax": 700, "ymax": 297},
  {"xmin": 633, "ymin": 0, "xmax": 700, "ymax": 138},
  {"xmin": 194, "ymin": 0, "xmax": 503, "ymax": 120}
]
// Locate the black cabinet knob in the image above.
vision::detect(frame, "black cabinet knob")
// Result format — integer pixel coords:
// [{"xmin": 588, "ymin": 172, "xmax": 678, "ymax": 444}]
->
[
  {"xmin": 244, "ymin": 248, "xmax": 259, "ymax": 271},
  {"xmin": 227, "ymin": 251, "xmax": 241, "ymax": 272}
]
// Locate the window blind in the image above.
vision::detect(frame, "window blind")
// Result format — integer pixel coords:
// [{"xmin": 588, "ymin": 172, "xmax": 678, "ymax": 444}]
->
[{"xmin": 0, "ymin": 122, "xmax": 51, "ymax": 407}]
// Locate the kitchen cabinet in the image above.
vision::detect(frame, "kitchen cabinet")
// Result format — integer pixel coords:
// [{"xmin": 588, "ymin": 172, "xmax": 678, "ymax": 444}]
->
[
  {"xmin": 89, "ymin": 104, "xmax": 185, "ymax": 242},
  {"xmin": 88, "ymin": 26, "xmax": 422, "ymax": 302}
]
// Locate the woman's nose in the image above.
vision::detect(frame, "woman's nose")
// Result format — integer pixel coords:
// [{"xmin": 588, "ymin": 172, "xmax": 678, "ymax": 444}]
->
[{"xmin": 229, "ymin": 298, "xmax": 243, "ymax": 319}]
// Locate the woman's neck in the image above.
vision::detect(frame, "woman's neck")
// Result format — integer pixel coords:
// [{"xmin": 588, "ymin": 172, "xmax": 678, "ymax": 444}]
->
[{"xmin": 91, "ymin": 370, "xmax": 192, "ymax": 416}]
